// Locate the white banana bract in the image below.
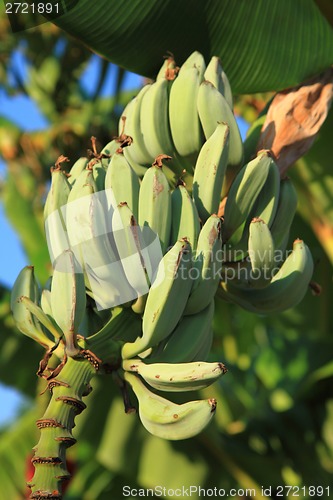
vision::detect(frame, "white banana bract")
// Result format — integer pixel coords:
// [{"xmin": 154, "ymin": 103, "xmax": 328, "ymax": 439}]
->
[
  {"xmin": 122, "ymin": 239, "xmax": 193, "ymax": 359},
  {"xmin": 124, "ymin": 372, "xmax": 217, "ymax": 440},
  {"xmin": 123, "ymin": 359, "xmax": 227, "ymax": 392},
  {"xmin": 192, "ymin": 122, "xmax": 230, "ymax": 222}
]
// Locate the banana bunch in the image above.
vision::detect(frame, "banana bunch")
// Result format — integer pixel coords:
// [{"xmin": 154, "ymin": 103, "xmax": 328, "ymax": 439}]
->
[
  {"xmin": 11, "ymin": 50, "xmax": 315, "ymax": 446},
  {"xmin": 119, "ymin": 51, "xmax": 243, "ymax": 186},
  {"xmin": 219, "ymin": 150, "xmax": 314, "ymax": 313},
  {"xmin": 11, "ymin": 143, "xmax": 228, "ymax": 441}
]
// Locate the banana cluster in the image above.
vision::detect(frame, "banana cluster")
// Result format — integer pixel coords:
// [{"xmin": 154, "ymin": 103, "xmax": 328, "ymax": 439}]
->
[{"xmin": 11, "ymin": 51, "xmax": 314, "ymax": 442}]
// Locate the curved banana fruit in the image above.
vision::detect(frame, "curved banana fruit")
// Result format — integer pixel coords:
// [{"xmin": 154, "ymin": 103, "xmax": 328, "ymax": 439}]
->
[
  {"xmin": 105, "ymin": 151, "xmax": 140, "ymax": 220},
  {"xmin": 270, "ymin": 177, "xmax": 298, "ymax": 251},
  {"xmin": 112, "ymin": 202, "xmax": 150, "ymax": 297},
  {"xmin": 124, "ymin": 371, "xmax": 217, "ymax": 440},
  {"xmin": 184, "ymin": 215, "xmax": 222, "ymax": 315},
  {"xmin": 122, "ymin": 239, "xmax": 193, "ymax": 359},
  {"xmin": 138, "ymin": 162, "xmax": 171, "ymax": 254},
  {"xmin": 197, "ymin": 80, "xmax": 243, "ymax": 168},
  {"xmin": 170, "ymin": 181, "xmax": 200, "ymax": 249},
  {"xmin": 222, "ymin": 151, "xmax": 276, "ymax": 244},
  {"xmin": 204, "ymin": 56, "xmax": 233, "ymax": 109},
  {"xmin": 248, "ymin": 218, "xmax": 275, "ymax": 288},
  {"xmin": 10, "ymin": 266, "xmax": 54, "ymax": 348},
  {"xmin": 44, "ymin": 162, "xmax": 71, "ymax": 264},
  {"xmin": 50, "ymin": 249, "xmax": 86, "ymax": 356},
  {"xmin": 220, "ymin": 239, "xmax": 313, "ymax": 313},
  {"xmin": 192, "ymin": 122, "xmax": 229, "ymax": 222},
  {"xmin": 123, "ymin": 359, "xmax": 227, "ymax": 392},
  {"xmin": 169, "ymin": 52, "xmax": 205, "ymax": 158},
  {"xmin": 67, "ymin": 157, "xmax": 88, "ymax": 186},
  {"xmin": 66, "ymin": 167, "xmax": 134, "ymax": 310},
  {"xmin": 148, "ymin": 300, "xmax": 215, "ymax": 363},
  {"xmin": 119, "ymin": 85, "xmax": 152, "ymax": 166}
]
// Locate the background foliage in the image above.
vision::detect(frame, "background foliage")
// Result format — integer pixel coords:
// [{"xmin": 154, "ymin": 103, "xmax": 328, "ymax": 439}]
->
[{"xmin": 0, "ymin": 2, "xmax": 333, "ymax": 498}]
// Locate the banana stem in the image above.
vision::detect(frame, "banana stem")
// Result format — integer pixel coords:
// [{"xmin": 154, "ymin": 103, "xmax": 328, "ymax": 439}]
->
[{"xmin": 28, "ymin": 356, "xmax": 96, "ymax": 499}]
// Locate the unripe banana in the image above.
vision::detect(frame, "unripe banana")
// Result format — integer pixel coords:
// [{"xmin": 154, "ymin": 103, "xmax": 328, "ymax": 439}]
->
[
  {"xmin": 44, "ymin": 162, "xmax": 72, "ymax": 264},
  {"xmin": 119, "ymin": 85, "xmax": 152, "ymax": 165},
  {"xmin": 170, "ymin": 182, "xmax": 200, "ymax": 249},
  {"xmin": 192, "ymin": 122, "xmax": 230, "ymax": 222},
  {"xmin": 220, "ymin": 239, "xmax": 313, "ymax": 313},
  {"xmin": 105, "ymin": 151, "xmax": 140, "ymax": 220},
  {"xmin": 50, "ymin": 249, "xmax": 86, "ymax": 356},
  {"xmin": 66, "ymin": 167, "xmax": 134, "ymax": 310},
  {"xmin": 112, "ymin": 202, "xmax": 150, "ymax": 297},
  {"xmin": 169, "ymin": 52, "xmax": 205, "ymax": 158},
  {"xmin": 10, "ymin": 266, "xmax": 54, "ymax": 348},
  {"xmin": 122, "ymin": 239, "xmax": 193, "ymax": 359},
  {"xmin": 204, "ymin": 56, "xmax": 233, "ymax": 109},
  {"xmin": 148, "ymin": 300, "xmax": 215, "ymax": 363},
  {"xmin": 86, "ymin": 306, "xmax": 142, "ymax": 344},
  {"xmin": 124, "ymin": 371, "xmax": 217, "ymax": 440},
  {"xmin": 123, "ymin": 359, "xmax": 227, "ymax": 392},
  {"xmin": 248, "ymin": 218, "xmax": 275, "ymax": 288},
  {"xmin": 222, "ymin": 151, "xmax": 275, "ymax": 243},
  {"xmin": 270, "ymin": 177, "xmax": 298, "ymax": 251},
  {"xmin": 100, "ymin": 138, "xmax": 120, "ymax": 158},
  {"xmin": 197, "ymin": 80, "xmax": 243, "ymax": 168},
  {"xmin": 138, "ymin": 161, "xmax": 171, "ymax": 254},
  {"xmin": 184, "ymin": 215, "xmax": 222, "ymax": 315},
  {"xmin": 67, "ymin": 157, "xmax": 88, "ymax": 186}
]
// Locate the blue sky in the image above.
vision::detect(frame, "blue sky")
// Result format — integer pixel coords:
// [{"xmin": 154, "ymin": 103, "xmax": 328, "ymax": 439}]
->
[{"xmin": 0, "ymin": 41, "xmax": 249, "ymax": 426}]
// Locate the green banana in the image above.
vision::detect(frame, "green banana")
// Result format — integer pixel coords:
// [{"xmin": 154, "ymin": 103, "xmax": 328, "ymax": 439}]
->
[
  {"xmin": 50, "ymin": 249, "xmax": 86, "ymax": 356},
  {"xmin": 140, "ymin": 77, "xmax": 175, "ymax": 163},
  {"xmin": 156, "ymin": 54, "xmax": 179, "ymax": 81},
  {"xmin": 220, "ymin": 239, "xmax": 314, "ymax": 313},
  {"xmin": 222, "ymin": 152, "xmax": 280, "ymax": 262},
  {"xmin": 170, "ymin": 181, "xmax": 200, "ymax": 249},
  {"xmin": 112, "ymin": 202, "xmax": 150, "ymax": 297},
  {"xmin": 192, "ymin": 122, "xmax": 230, "ymax": 222},
  {"xmin": 119, "ymin": 85, "xmax": 152, "ymax": 165},
  {"xmin": 148, "ymin": 300, "xmax": 215, "ymax": 363},
  {"xmin": 44, "ymin": 162, "xmax": 72, "ymax": 263},
  {"xmin": 124, "ymin": 372, "xmax": 217, "ymax": 440},
  {"xmin": 138, "ymin": 162, "xmax": 171, "ymax": 254},
  {"xmin": 65, "ymin": 167, "xmax": 134, "ymax": 310},
  {"xmin": 270, "ymin": 177, "xmax": 298, "ymax": 251},
  {"xmin": 204, "ymin": 56, "xmax": 233, "ymax": 109},
  {"xmin": 100, "ymin": 138, "xmax": 120, "ymax": 157},
  {"xmin": 122, "ymin": 239, "xmax": 193, "ymax": 359},
  {"xmin": 123, "ymin": 359, "xmax": 227, "ymax": 392},
  {"xmin": 184, "ymin": 215, "xmax": 222, "ymax": 315},
  {"xmin": 86, "ymin": 306, "xmax": 142, "ymax": 344},
  {"xmin": 67, "ymin": 157, "xmax": 88, "ymax": 186},
  {"xmin": 248, "ymin": 218, "xmax": 275, "ymax": 288},
  {"xmin": 169, "ymin": 57, "xmax": 205, "ymax": 158},
  {"xmin": 222, "ymin": 151, "xmax": 276, "ymax": 243},
  {"xmin": 11, "ymin": 266, "xmax": 54, "ymax": 348},
  {"xmin": 105, "ymin": 151, "xmax": 140, "ymax": 220},
  {"xmin": 197, "ymin": 80, "xmax": 243, "ymax": 168}
]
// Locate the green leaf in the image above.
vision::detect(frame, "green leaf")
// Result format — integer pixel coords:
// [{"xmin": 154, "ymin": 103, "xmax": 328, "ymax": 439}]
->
[{"xmin": 48, "ymin": 0, "xmax": 333, "ymax": 93}]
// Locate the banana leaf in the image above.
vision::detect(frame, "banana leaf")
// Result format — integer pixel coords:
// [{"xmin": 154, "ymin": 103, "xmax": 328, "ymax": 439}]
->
[{"xmin": 46, "ymin": 0, "xmax": 333, "ymax": 93}]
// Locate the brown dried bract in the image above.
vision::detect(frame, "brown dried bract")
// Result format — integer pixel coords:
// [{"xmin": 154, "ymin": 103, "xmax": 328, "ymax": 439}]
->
[
  {"xmin": 152, "ymin": 154, "xmax": 172, "ymax": 167},
  {"xmin": 257, "ymin": 67, "xmax": 333, "ymax": 176}
]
